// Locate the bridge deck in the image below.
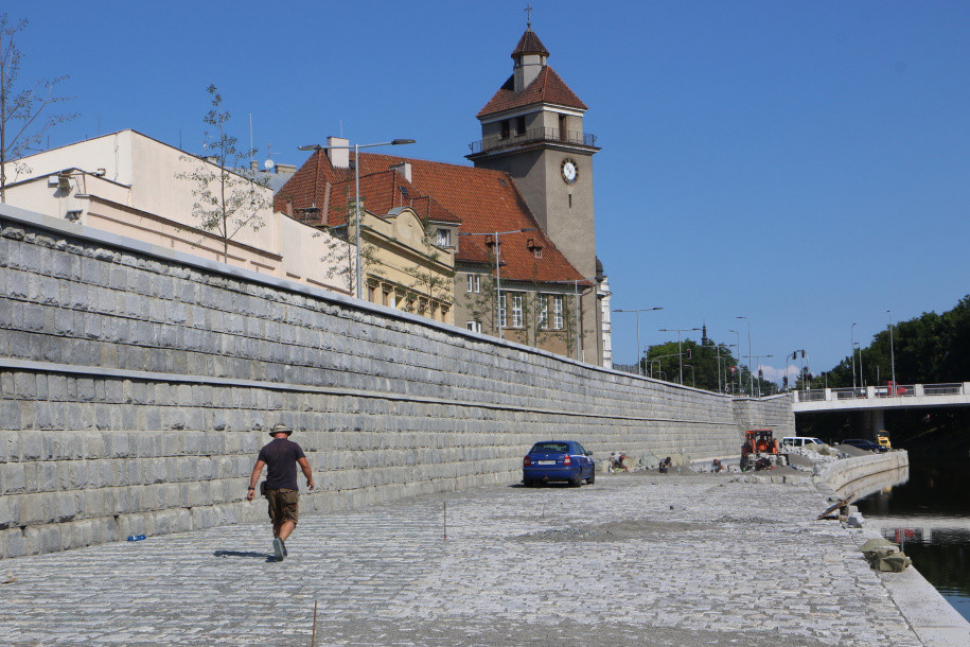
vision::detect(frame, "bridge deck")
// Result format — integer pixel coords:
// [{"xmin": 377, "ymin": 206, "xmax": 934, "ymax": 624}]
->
[{"xmin": 792, "ymin": 382, "xmax": 970, "ymax": 413}]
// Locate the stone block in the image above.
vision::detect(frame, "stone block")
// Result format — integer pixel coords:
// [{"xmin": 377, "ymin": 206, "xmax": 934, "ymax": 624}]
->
[
  {"xmin": 18, "ymin": 492, "xmax": 54, "ymax": 526},
  {"xmin": 0, "ymin": 493, "xmax": 20, "ymax": 529},
  {"xmin": 0, "ymin": 527, "xmax": 27, "ymax": 558},
  {"xmin": 53, "ymin": 491, "xmax": 78, "ymax": 522},
  {"xmin": 0, "ymin": 462, "xmax": 26, "ymax": 493}
]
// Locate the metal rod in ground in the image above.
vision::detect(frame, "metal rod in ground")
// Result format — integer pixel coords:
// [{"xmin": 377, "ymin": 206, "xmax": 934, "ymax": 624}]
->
[
  {"xmin": 443, "ymin": 501, "xmax": 447, "ymax": 541},
  {"xmin": 311, "ymin": 599, "xmax": 317, "ymax": 647}
]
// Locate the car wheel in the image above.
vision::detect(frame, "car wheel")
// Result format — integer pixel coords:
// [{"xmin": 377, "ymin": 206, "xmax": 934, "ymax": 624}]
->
[
  {"xmin": 571, "ymin": 473, "xmax": 583, "ymax": 487},
  {"xmin": 587, "ymin": 470, "xmax": 595, "ymax": 485}
]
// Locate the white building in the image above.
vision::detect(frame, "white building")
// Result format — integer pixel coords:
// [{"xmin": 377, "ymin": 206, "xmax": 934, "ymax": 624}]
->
[{"xmin": 3, "ymin": 129, "xmax": 351, "ymax": 293}]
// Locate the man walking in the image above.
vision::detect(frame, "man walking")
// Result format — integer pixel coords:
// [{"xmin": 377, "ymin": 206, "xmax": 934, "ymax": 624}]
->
[{"xmin": 247, "ymin": 424, "xmax": 314, "ymax": 561}]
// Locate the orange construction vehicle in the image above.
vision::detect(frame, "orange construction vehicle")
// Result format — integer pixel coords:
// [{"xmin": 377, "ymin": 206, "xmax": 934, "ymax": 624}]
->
[{"xmin": 741, "ymin": 429, "xmax": 781, "ymax": 471}]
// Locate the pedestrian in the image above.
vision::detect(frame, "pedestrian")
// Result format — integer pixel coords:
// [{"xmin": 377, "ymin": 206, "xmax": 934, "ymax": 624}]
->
[{"xmin": 247, "ymin": 423, "xmax": 314, "ymax": 561}]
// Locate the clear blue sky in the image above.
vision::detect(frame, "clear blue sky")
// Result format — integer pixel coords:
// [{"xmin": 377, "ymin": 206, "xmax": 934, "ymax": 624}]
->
[{"xmin": 12, "ymin": 1, "xmax": 970, "ymax": 382}]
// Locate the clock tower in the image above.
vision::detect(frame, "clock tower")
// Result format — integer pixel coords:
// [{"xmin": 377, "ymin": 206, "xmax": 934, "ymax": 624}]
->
[{"xmin": 466, "ymin": 25, "xmax": 600, "ymax": 282}]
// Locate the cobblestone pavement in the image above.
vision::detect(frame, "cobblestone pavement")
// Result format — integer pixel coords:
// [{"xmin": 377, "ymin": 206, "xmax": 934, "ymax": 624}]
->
[{"xmin": 0, "ymin": 473, "xmax": 923, "ymax": 646}]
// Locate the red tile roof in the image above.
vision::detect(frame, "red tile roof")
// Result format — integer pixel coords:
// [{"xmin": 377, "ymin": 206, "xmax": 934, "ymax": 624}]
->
[
  {"xmin": 275, "ymin": 151, "xmax": 584, "ymax": 283},
  {"xmin": 323, "ymin": 171, "xmax": 461, "ymax": 228},
  {"xmin": 476, "ymin": 66, "xmax": 587, "ymax": 119}
]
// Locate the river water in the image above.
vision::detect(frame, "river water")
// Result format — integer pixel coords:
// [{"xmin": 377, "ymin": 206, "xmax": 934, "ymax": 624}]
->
[{"xmin": 857, "ymin": 452, "xmax": 970, "ymax": 623}]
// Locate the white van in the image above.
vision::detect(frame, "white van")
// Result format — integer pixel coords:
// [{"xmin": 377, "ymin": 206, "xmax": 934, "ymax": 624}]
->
[{"xmin": 781, "ymin": 436, "xmax": 826, "ymax": 449}]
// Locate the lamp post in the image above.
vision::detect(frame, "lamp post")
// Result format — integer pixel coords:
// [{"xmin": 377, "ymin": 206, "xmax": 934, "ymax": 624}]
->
[
  {"xmin": 750, "ymin": 354, "xmax": 774, "ymax": 397},
  {"xmin": 722, "ymin": 343, "xmax": 737, "ymax": 394},
  {"xmin": 887, "ymin": 310, "xmax": 897, "ymax": 394},
  {"xmin": 736, "ymin": 316, "xmax": 753, "ymax": 396},
  {"xmin": 613, "ymin": 307, "xmax": 663, "ymax": 375},
  {"xmin": 854, "ymin": 341, "xmax": 865, "ymax": 390},
  {"xmin": 728, "ymin": 329, "xmax": 743, "ymax": 394},
  {"xmin": 457, "ymin": 228, "xmax": 537, "ymax": 340},
  {"xmin": 704, "ymin": 341, "xmax": 735, "ymax": 394},
  {"xmin": 658, "ymin": 327, "xmax": 700, "ymax": 384},
  {"xmin": 548, "ymin": 277, "xmax": 600, "ymax": 361},
  {"xmin": 851, "ymin": 322, "xmax": 857, "ymax": 389},
  {"xmin": 299, "ymin": 138, "xmax": 416, "ymax": 299}
]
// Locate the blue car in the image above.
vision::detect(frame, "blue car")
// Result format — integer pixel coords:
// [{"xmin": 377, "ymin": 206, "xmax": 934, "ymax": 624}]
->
[{"xmin": 523, "ymin": 440, "xmax": 595, "ymax": 487}]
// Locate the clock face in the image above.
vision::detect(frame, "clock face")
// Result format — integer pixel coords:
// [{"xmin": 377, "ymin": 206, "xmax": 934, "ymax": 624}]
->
[{"xmin": 561, "ymin": 159, "xmax": 578, "ymax": 184}]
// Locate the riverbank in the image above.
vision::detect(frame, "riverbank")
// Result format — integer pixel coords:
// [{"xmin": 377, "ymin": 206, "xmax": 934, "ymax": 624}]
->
[
  {"xmin": 813, "ymin": 451, "xmax": 968, "ymax": 645},
  {"xmin": 1, "ymin": 466, "xmax": 964, "ymax": 645}
]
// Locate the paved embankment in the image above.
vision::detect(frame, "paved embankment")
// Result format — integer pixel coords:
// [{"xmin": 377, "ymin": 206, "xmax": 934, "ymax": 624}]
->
[{"xmin": 2, "ymin": 468, "xmax": 966, "ymax": 646}]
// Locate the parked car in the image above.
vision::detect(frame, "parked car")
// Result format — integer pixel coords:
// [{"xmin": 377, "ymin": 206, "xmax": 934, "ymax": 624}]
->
[
  {"xmin": 523, "ymin": 440, "xmax": 595, "ymax": 487},
  {"xmin": 840, "ymin": 439, "xmax": 884, "ymax": 452},
  {"xmin": 781, "ymin": 436, "xmax": 827, "ymax": 449}
]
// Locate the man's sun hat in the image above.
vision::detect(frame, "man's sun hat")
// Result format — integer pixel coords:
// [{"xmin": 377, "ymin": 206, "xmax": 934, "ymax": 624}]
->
[{"xmin": 269, "ymin": 423, "xmax": 293, "ymax": 437}]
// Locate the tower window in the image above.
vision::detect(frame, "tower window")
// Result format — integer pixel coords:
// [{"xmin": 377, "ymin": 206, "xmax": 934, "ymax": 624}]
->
[
  {"xmin": 516, "ymin": 116, "xmax": 526, "ymax": 136},
  {"xmin": 501, "ymin": 120, "xmax": 511, "ymax": 139}
]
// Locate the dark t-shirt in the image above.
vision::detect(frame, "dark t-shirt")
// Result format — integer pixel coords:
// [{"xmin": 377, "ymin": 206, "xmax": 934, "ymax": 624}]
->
[{"xmin": 257, "ymin": 438, "xmax": 306, "ymax": 491}]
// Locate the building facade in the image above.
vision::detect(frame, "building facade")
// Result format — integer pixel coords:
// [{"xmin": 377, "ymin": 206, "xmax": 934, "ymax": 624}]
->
[{"xmin": 2, "ymin": 130, "xmax": 351, "ymax": 294}]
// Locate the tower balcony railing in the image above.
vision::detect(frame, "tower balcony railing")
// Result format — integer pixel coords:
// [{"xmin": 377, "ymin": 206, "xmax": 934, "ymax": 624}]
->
[{"xmin": 469, "ymin": 127, "xmax": 598, "ymax": 155}]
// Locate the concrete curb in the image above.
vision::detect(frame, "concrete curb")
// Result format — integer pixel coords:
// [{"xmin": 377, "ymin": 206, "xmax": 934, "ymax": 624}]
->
[{"xmin": 815, "ymin": 453, "xmax": 970, "ymax": 646}]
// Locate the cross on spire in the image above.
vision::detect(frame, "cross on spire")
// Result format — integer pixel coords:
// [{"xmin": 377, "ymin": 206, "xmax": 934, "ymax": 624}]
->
[{"xmin": 525, "ymin": 3, "xmax": 533, "ymax": 28}]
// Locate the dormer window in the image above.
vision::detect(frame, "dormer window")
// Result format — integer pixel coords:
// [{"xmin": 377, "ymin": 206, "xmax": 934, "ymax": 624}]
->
[
  {"xmin": 501, "ymin": 120, "xmax": 511, "ymax": 140},
  {"xmin": 516, "ymin": 116, "xmax": 527, "ymax": 136},
  {"xmin": 526, "ymin": 237, "xmax": 543, "ymax": 259},
  {"xmin": 436, "ymin": 228, "xmax": 451, "ymax": 248}
]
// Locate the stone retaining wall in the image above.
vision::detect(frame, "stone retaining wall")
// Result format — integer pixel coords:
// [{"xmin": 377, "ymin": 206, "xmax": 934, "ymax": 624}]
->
[
  {"xmin": 0, "ymin": 205, "xmax": 794, "ymax": 558},
  {"xmin": 814, "ymin": 451, "xmax": 910, "ymax": 495}
]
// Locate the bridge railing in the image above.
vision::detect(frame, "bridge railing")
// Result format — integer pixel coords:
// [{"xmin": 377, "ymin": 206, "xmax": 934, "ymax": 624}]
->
[{"xmin": 792, "ymin": 382, "xmax": 967, "ymax": 403}]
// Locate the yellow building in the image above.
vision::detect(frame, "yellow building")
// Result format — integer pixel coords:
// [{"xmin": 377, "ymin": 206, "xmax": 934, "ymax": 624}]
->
[{"xmin": 278, "ymin": 154, "xmax": 458, "ymax": 325}]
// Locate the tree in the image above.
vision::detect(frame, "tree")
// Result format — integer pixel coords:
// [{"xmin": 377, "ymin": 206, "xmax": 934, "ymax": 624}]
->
[
  {"xmin": 402, "ymin": 220, "xmax": 455, "ymax": 313},
  {"xmin": 0, "ymin": 13, "xmax": 76, "ymax": 203},
  {"xmin": 177, "ymin": 85, "xmax": 269, "ymax": 263}
]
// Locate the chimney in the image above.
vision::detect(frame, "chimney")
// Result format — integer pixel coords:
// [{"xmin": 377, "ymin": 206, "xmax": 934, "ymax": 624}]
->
[
  {"xmin": 390, "ymin": 161, "xmax": 412, "ymax": 183},
  {"xmin": 326, "ymin": 136, "xmax": 350, "ymax": 169}
]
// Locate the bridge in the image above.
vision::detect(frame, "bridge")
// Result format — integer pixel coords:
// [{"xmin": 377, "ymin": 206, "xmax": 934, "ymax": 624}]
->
[
  {"xmin": 791, "ymin": 383, "xmax": 970, "ymax": 435},
  {"xmin": 791, "ymin": 382, "xmax": 970, "ymax": 413}
]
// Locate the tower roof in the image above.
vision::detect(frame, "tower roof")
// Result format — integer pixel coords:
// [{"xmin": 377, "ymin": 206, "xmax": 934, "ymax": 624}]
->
[
  {"xmin": 476, "ymin": 66, "xmax": 587, "ymax": 119},
  {"xmin": 511, "ymin": 28, "xmax": 549, "ymax": 58}
]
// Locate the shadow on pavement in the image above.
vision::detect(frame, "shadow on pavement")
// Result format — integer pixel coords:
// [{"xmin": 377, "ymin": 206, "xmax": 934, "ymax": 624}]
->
[{"xmin": 213, "ymin": 550, "xmax": 274, "ymax": 561}]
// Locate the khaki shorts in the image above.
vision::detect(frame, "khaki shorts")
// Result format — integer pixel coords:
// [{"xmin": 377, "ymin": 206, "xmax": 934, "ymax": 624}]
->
[{"xmin": 265, "ymin": 488, "xmax": 299, "ymax": 526}]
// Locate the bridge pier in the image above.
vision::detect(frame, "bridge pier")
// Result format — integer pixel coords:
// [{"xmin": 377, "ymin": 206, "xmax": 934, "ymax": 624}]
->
[{"xmin": 864, "ymin": 408, "xmax": 886, "ymax": 439}]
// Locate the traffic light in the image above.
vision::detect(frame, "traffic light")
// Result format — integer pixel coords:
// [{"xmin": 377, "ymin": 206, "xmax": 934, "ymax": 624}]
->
[{"xmin": 685, "ymin": 348, "xmax": 692, "ymax": 359}]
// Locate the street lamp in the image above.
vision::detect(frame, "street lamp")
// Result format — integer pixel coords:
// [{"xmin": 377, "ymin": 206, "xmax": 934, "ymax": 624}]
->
[
  {"xmin": 851, "ymin": 323, "xmax": 857, "ymax": 389},
  {"xmin": 750, "ymin": 354, "xmax": 774, "ymax": 397},
  {"xmin": 728, "ymin": 329, "xmax": 743, "ymax": 395},
  {"xmin": 299, "ymin": 138, "xmax": 416, "ymax": 299},
  {"xmin": 887, "ymin": 310, "xmax": 897, "ymax": 394},
  {"xmin": 736, "ymin": 316, "xmax": 753, "ymax": 396},
  {"xmin": 721, "ymin": 343, "xmax": 737, "ymax": 394},
  {"xmin": 457, "ymin": 228, "xmax": 537, "ymax": 340},
  {"xmin": 613, "ymin": 307, "xmax": 663, "ymax": 375},
  {"xmin": 548, "ymin": 277, "xmax": 600, "ymax": 361},
  {"xmin": 658, "ymin": 327, "xmax": 700, "ymax": 384},
  {"xmin": 853, "ymin": 341, "xmax": 865, "ymax": 390}
]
